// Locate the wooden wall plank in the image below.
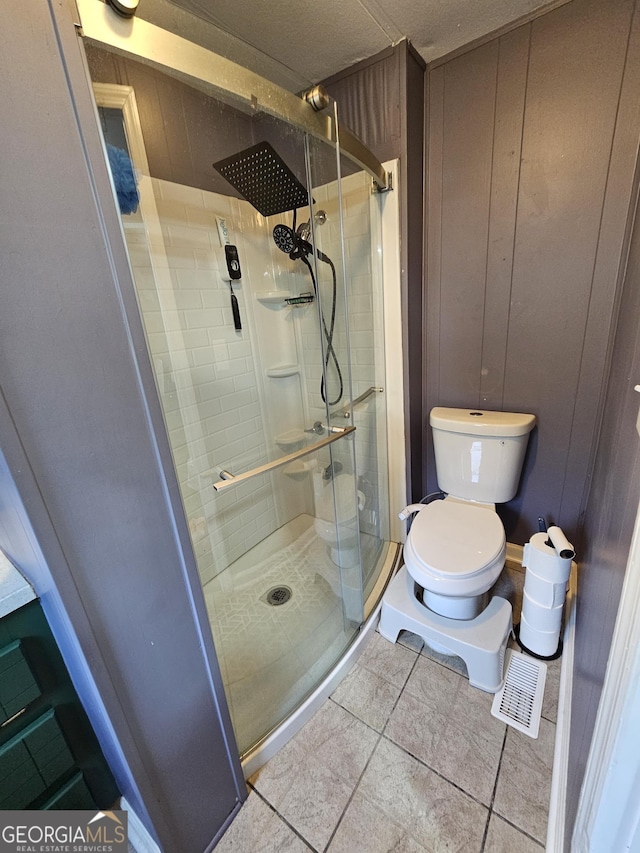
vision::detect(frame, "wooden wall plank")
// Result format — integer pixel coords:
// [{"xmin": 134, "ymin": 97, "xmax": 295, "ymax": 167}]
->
[
  {"xmin": 322, "ymin": 46, "xmax": 402, "ymax": 165},
  {"xmin": 403, "ymin": 43, "xmax": 427, "ymax": 500},
  {"xmin": 503, "ymin": 0, "xmax": 635, "ymax": 542},
  {"xmin": 439, "ymin": 42, "xmax": 498, "ymax": 408},
  {"xmin": 480, "ymin": 26, "xmax": 530, "ymax": 410},
  {"xmin": 565, "ymin": 11, "xmax": 640, "ymax": 831},
  {"xmin": 424, "ymin": 66, "xmax": 445, "ymax": 495},
  {"xmin": 566, "ymin": 179, "xmax": 640, "ymax": 844},
  {"xmin": 561, "ymin": 1, "xmax": 640, "ymax": 535},
  {"xmin": 425, "ymin": 0, "xmax": 637, "ymax": 544},
  {"xmin": 85, "ymin": 45, "xmax": 257, "ymax": 197}
]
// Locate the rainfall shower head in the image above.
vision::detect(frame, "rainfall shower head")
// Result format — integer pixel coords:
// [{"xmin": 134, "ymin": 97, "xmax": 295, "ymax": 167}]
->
[{"xmin": 213, "ymin": 141, "xmax": 309, "ymax": 217}]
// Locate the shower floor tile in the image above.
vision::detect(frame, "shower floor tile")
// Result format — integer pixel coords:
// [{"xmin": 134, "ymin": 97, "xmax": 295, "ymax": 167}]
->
[
  {"xmin": 203, "ymin": 517, "xmax": 359, "ymax": 754},
  {"xmin": 216, "ymin": 563, "xmax": 560, "ymax": 853}
]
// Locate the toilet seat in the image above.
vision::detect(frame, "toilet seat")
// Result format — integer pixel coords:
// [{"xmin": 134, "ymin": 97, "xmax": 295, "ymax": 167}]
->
[{"xmin": 404, "ymin": 498, "xmax": 506, "ymax": 598}]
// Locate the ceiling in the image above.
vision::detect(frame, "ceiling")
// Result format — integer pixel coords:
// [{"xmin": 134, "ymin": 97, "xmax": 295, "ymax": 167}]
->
[{"xmin": 139, "ymin": 0, "xmax": 566, "ymax": 91}]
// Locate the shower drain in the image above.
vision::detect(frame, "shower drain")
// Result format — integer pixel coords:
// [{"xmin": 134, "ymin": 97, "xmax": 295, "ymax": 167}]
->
[{"xmin": 264, "ymin": 585, "xmax": 293, "ymax": 606}]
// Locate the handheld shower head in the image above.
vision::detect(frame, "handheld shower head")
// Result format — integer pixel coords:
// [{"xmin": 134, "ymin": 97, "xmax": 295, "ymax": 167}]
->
[
  {"xmin": 273, "ymin": 224, "xmax": 296, "ymax": 255},
  {"xmin": 273, "ymin": 224, "xmax": 311, "ymax": 260}
]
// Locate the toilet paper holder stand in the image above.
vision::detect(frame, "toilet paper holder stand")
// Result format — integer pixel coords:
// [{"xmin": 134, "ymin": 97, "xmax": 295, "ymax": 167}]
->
[{"xmin": 514, "ymin": 518, "xmax": 574, "ymax": 661}]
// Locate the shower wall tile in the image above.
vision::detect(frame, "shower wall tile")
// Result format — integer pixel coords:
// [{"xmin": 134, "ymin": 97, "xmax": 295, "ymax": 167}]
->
[
  {"xmin": 126, "ymin": 168, "xmax": 387, "ymax": 587},
  {"xmin": 125, "ymin": 177, "xmax": 279, "ymax": 586},
  {"xmin": 161, "ymin": 247, "xmax": 198, "ymax": 270}
]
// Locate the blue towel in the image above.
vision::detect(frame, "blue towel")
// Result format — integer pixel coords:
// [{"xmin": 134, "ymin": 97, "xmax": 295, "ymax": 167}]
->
[{"xmin": 107, "ymin": 143, "xmax": 139, "ymax": 215}]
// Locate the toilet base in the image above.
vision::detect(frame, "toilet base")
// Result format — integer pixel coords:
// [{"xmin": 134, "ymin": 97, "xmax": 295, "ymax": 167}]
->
[
  {"xmin": 379, "ymin": 565, "xmax": 512, "ymax": 693},
  {"xmin": 329, "ymin": 544, "xmax": 359, "ymax": 569}
]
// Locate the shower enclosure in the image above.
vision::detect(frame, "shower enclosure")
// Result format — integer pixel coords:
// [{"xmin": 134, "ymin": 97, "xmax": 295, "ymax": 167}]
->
[{"xmin": 81, "ymin": 3, "xmax": 402, "ymax": 760}]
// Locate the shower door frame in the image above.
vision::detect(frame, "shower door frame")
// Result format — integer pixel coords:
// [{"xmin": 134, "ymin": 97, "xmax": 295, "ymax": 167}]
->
[{"xmin": 76, "ymin": 0, "xmax": 391, "ymax": 194}]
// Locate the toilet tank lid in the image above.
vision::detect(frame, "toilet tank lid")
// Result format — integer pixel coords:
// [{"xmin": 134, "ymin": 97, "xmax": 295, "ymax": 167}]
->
[{"xmin": 430, "ymin": 407, "xmax": 536, "ymax": 437}]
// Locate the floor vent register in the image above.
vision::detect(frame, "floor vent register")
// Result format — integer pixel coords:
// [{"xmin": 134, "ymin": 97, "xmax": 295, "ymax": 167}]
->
[{"xmin": 491, "ymin": 649, "xmax": 547, "ymax": 738}]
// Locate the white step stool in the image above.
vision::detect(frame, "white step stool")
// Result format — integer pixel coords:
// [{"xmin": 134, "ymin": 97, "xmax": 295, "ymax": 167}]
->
[{"xmin": 379, "ymin": 566, "xmax": 512, "ymax": 693}]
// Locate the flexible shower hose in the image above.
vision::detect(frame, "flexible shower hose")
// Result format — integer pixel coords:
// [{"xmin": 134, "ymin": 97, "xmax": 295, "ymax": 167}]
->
[{"xmin": 299, "ymin": 250, "xmax": 343, "ymax": 406}]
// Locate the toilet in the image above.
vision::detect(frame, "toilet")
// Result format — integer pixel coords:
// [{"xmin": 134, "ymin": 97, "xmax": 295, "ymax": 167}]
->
[
  {"xmin": 313, "ymin": 469, "xmax": 364, "ymax": 569},
  {"xmin": 379, "ymin": 407, "xmax": 536, "ymax": 692}
]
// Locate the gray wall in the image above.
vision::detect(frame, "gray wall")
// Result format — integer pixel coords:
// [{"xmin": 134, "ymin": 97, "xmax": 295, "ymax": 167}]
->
[
  {"xmin": 565, "ymin": 184, "xmax": 640, "ymax": 844},
  {"xmin": 424, "ymin": 0, "xmax": 640, "ymax": 545},
  {"xmin": 323, "ymin": 41, "xmax": 426, "ymax": 502},
  {"xmin": 86, "ymin": 45, "xmax": 316, "ymax": 199},
  {"xmin": 0, "ymin": 2, "xmax": 245, "ymax": 849},
  {"xmin": 423, "ymin": 0, "xmax": 640, "ymax": 841}
]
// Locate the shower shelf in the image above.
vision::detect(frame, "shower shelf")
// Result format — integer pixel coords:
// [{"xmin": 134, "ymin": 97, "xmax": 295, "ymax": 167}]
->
[
  {"xmin": 255, "ymin": 291, "xmax": 291, "ymax": 305},
  {"xmin": 283, "ymin": 461, "xmax": 312, "ymax": 478},
  {"xmin": 275, "ymin": 430, "xmax": 307, "ymax": 448},
  {"xmin": 266, "ymin": 365, "xmax": 300, "ymax": 378}
]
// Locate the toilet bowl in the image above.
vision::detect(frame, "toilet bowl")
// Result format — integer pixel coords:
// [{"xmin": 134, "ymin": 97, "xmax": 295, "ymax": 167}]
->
[
  {"xmin": 313, "ymin": 471, "xmax": 364, "ymax": 569},
  {"xmin": 380, "ymin": 407, "xmax": 536, "ymax": 692},
  {"xmin": 403, "ymin": 497, "xmax": 506, "ymax": 619},
  {"xmin": 401, "ymin": 407, "xmax": 535, "ymax": 621}
]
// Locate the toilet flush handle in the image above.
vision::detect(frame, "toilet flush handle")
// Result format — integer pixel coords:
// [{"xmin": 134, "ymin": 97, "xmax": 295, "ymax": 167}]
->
[{"xmin": 398, "ymin": 504, "xmax": 427, "ymax": 521}]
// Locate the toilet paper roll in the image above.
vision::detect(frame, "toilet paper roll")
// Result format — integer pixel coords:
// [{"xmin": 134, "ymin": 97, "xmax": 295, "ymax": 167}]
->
[
  {"xmin": 519, "ymin": 611, "xmax": 561, "ymax": 658},
  {"xmin": 523, "ymin": 567, "xmax": 568, "ymax": 609},
  {"xmin": 523, "ymin": 533, "xmax": 572, "ymax": 584},
  {"xmin": 521, "ymin": 588, "xmax": 564, "ymax": 632}
]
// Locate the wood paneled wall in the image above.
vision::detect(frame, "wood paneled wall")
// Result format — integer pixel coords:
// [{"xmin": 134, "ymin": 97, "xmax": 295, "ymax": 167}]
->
[
  {"xmin": 425, "ymin": 0, "xmax": 639, "ymax": 545},
  {"xmin": 566, "ymin": 185, "xmax": 640, "ymax": 847},
  {"xmin": 565, "ymin": 6, "xmax": 640, "ymax": 833}
]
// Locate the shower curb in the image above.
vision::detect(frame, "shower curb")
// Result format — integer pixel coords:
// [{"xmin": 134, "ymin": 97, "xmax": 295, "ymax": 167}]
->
[{"xmin": 241, "ymin": 599, "xmax": 383, "ymax": 779}]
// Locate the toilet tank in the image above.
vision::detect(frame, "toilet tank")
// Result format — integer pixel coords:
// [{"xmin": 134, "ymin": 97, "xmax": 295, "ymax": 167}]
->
[{"xmin": 430, "ymin": 407, "xmax": 536, "ymax": 504}]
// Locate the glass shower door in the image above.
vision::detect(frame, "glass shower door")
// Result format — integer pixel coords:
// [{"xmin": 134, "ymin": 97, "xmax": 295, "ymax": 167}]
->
[
  {"xmin": 88, "ymin": 47, "xmax": 366, "ymax": 755},
  {"xmin": 331, "ymin": 161, "xmax": 391, "ymax": 603}
]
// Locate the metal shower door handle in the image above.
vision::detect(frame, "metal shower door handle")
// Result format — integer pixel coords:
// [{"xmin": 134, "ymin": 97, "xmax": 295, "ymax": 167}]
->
[{"xmin": 212, "ymin": 425, "xmax": 356, "ymax": 491}]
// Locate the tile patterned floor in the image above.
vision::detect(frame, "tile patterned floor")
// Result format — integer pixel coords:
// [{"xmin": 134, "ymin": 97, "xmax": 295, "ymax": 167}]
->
[
  {"xmin": 203, "ymin": 516, "xmax": 387, "ymax": 754},
  {"xmin": 204, "ymin": 521, "xmax": 356, "ymax": 753},
  {"xmin": 216, "ymin": 564, "xmax": 561, "ymax": 853}
]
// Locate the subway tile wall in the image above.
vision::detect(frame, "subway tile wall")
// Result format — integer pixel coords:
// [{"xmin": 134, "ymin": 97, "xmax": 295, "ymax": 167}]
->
[{"xmin": 124, "ymin": 171, "xmax": 385, "ymax": 587}]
